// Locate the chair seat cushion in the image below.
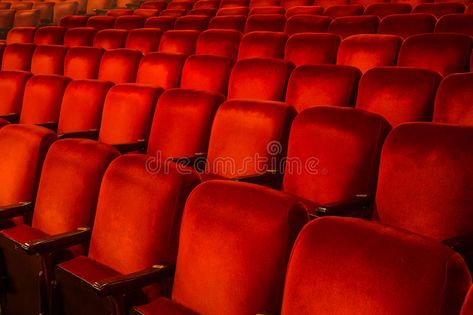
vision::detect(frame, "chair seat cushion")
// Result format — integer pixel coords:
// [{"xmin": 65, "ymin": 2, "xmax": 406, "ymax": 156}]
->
[{"xmin": 1, "ymin": 223, "xmax": 48, "ymax": 244}]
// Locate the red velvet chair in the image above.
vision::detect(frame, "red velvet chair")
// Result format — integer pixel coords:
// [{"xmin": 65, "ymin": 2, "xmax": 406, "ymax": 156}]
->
[
  {"xmin": 63, "ymin": 27, "xmax": 96, "ymax": 47},
  {"xmin": 216, "ymin": 6, "xmax": 249, "ymax": 15},
  {"xmin": 220, "ymin": 0, "xmax": 249, "ymax": 8},
  {"xmin": 286, "ymin": 65, "xmax": 361, "ymax": 112},
  {"xmin": 363, "ymin": 3, "xmax": 412, "ymax": 17},
  {"xmin": 0, "ymin": 139, "xmax": 118, "ymax": 315},
  {"xmin": 158, "ymin": 30, "xmax": 200, "ymax": 55},
  {"xmin": 180, "ymin": 55, "xmax": 234, "ymax": 94},
  {"xmin": 249, "ymin": 6, "xmax": 285, "ymax": 15},
  {"xmin": 167, "ymin": 1, "xmax": 194, "ymax": 10},
  {"xmin": 285, "ymin": 5, "xmax": 323, "ymax": 17},
  {"xmin": 433, "ymin": 73, "xmax": 473, "ymax": 126},
  {"xmin": 208, "ymin": 14, "xmax": 246, "ymax": 31},
  {"xmin": 187, "ymin": 8, "xmax": 218, "ymax": 16},
  {"xmin": 228, "ymin": 57, "xmax": 293, "ymax": 101},
  {"xmin": 144, "ymin": 16, "xmax": 176, "ymax": 31},
  {"xmin": 64, "ymin": 47, "xmax": 104, "ymax": 79},
  {"xmin": 195, "ymin": 29, "xmax": 242, "ymax": 59},
  {"xmin": 250, "ymin": 0, "xmax": 280, "ymax": 7},
  {"xmin": 115, "ymin": 15, "xmax": 146, "ymax": 30},
  {"xmin": 244, "ymin": 13, "xmax": 286, "ymax": 32},
  {"xmin": 134, "ymin": 9, "xmax": 161, "ymax": 17},
  {"xmin": 86, "ymin": 16, "xmax": 116, "ymax": 30},
  {"xmin": 336, "ymin": 34, "xmax": 403, "ymax": 73},
  {"xmin": 33, "ymin": 26, "xmax": 66, "ymax": 45},
  {"xmin": 1, "ymin": 43, "xmax": 36, "ymax": 71},
  {"xmin": 174, "ymin": 15, "xmax": 210, "ymax": 31},
  {"xmin": 54, "ymin": 154, "xmax": 200, "ymax": 315},
  {"xmin": 412, "ymin": 2, "xmax": 465, "ymax": 17},
  {"xmin": 282, "ymin": 0, "xmax": 314, "ymax": 9},
  {"xmin": 93, "ymin": 29, "xmax": 128, "ymax": 50},
  {"xmin": 194, "ymin": 0, "xmax": 219, "ymax": 9},
  {"xmin": 281, "ymin": 106, "xmax": 390, "ymax": 215},
  {"xmin": 6, "ymin": 26, "xmax": 36, "ymax": 44},
  {"xmin": 0, "ymin": 71, "xmax": 32, "ymax": 121},
  {"xmin": 467, "ymin": 3, "xmax": 473, "ymax": 14},
  {"xmin": 284, "ymin": 15, "xmax": 332, "ymax": 35},
  {"xmin": 324, "ymin": 4, "xmax": 364, "ymax": 18},
  {"xmin": 126, "ymin": 28, "xmax": 162, "ymax": 53},
  {"xmin": 106, "ymin": 8, "xmax": 133, "ymax": 16},
  {"xmin": 390, "ymin": 0, "xmax": 432, "ymax": 6},
  {"xmin": 140, "ymin": 0, "xmax": 167, "ymax": 10},
  {"xmin": 462, "ymin": 287, "xmax": 473, "ymax": 315},
  {"xmin": 30, "ymin": 45, "xmax": 68, "ymax": 75},
  {"xmin": 285, "ymin": 33, "xmax": 341, "ymax": 66},
  {"xmin": 0, "ymin": 118, "xmax": 9, "ymax": 128},
  {"xmin": 19, "ymin": 75, "xmax": 71, "ymax": 127},
  {"xmin": 356, "ymin": 67, "xmax": 442, "ymax": 126},
  {"xmin": 435, "ymin": 14, "xmax": 473, "ymax": 36},
  {"xmin": 328, "ymin": 15, "xmax": 380, "ymax": 39},
  {"xmin": 98, "ymin": 49, "xmax": 142, "ymax": 83},
  {"xmin": 132, "ymin": 180, "xmax": 309, "ymax": 315},
  {"xmin": 281, "ymin": 216, "xmax": 471, "ymax": 315},
  {"xmin": 397, "ymin": 33, "xmax": 472, "ymax": 76},
  {"xmin": 238, "ymin": 31, "xmax": 287, "ymax": 59},
  {"xmin": 378, "ymin": 13, "xmax": 436, "ymax": 39},
  {"xmin": 14, "ymin": 9, "xmax": 41, "ymax": 27},
  {"xmin": 136, "ymin": 52, "xmax": 187, "ymax": 88},
  {"xmin": 159, "ymin": 8, "xmax": 188, "ymax": 17},
  {"xmin": 59, "ymin": 15, "xmax": 89, "ymax": 29}
]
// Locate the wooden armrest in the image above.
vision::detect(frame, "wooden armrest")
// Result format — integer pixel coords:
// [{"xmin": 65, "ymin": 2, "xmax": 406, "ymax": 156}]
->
[
  {"xmin": 0, "ymin": 202, "xmax": 33, "ymax": 220},
  {"xmin": 20, "ymin": 227, "xmax": 92, "ymax": 255},
  {"xmin": 57, "ymin": 129, "xmax": 99, "ymax": 140},
  {"xmin": 315, "ymin": 195, "xmax": 374, "ymax": 217},
  {"xmin": 232, "ymin": 169, "xmax": 282, "ymax": 185},
  {"xmin": 112, "ymin": 140, "xmax": 147, "ymax": 154},
  {"xmin": 442, "ymin": 231, "xmax": 473, "ymax": 254}
]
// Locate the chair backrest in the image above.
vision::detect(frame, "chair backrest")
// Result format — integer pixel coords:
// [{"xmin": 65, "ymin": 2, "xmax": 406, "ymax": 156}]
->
[
  {"xmin": 244, "ymin": 13, "xmax": 286, "ymax": 32},
  {"xmin": 0, "ymin": 71, "xmax": 32, "ymax": 116},
  {"xmin": 2, "ymin": 43, "xmax": 36, "ymax": 71},
  {"xmin": 284, "ymin": 15, "xmax": 332, "ymax": 35},
  {"xmin": 63, "ymin": 27, "xmax": 96, "ymax": 47},
  {"xmin": 125, "ymin": 28, "xmax": 162, "ymax": 53},
  {"xmin": 285, "ymin": 33, "xmax": 341, "ymax": 67},
  {"xmin": 328, "ymin": 15, "xmax": 380, "ymax": 38},
  {"xmin": 34, "ymin": 26, "xmax": 66, "ymax": 45},
  {"xmin": 30, "ymin": 45, "xmax": 68, "ymax": 75},
  {"xmin": 435, "ymin": 14, "xmax": 473, "ymax": 37},
  {"xmin": 93, "ymin": 29, "xmax": 128, "ymax": 50},
  {"xmin": 6, "ymin": 27, "xmax": 36, "ymax": 44},
  {"xmin": 195, "ymin": 29, "xmax": 242, "ymax": 59},
  {"xmin": 158, "ymin": 30, "xmax": 200, "ymax": 55},
  {"xmin": 64, "ymin": 47, "xmax": 104, "ymax": 80},
  {"xmin": 98, "ymin": 48, "xmax": 142, "ymax": 83},
  {"xmin": 238, "ymin": 31, "xmax": 288, "ymax": 60},
  {"xmin": 136, "ymin": 52, "xmax": 187, "ymax": 88},
  {"xmin": 378, "ymin": 13, "xmax": 436, "ymax": 39}
]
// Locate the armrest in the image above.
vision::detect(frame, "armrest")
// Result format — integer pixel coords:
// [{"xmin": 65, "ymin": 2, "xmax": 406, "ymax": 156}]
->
[
  {"xmin": 0, "ymin": 202, "xmax": 33, "ymax": 220},
  {"xmin": 92, "ymin": 264, "xmax": 175, "ymax": 296},
  {"xmin": 20, "ymin": 227, "xmax": 92, "ymax": 255},
  {"xmin": 315, "ymin": 194, "xmax": 374, "ymax": 218},
  {"xmin": 112, "ymin": 139, "xmax": 147, "ymax": 154},
  {"xmin": 442, "ymin": 231, "xmax": 473, "ymax": 254},
  {"xmin": 57, "ymin": 129, "xmax": 99, "ymax": 140},
  {"xmin": 171, "ymin": 153, "xmax": 207, "ymax": 171},
  {"xmin": 232, "ymin": 169, "xmax": 282, "ymax": 186},
  {"xmin": 36, "ymin": 122, "xmax": 57, "ymax": 131}
]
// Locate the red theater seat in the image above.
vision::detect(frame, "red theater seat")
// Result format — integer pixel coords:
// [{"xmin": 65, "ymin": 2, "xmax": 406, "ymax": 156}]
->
[
  {"xmin": 250, "ymin": 0, "xmax": 280, "ymax": 7},
  {"xmin": 2, "ymin": 43, "xmax": 36, "ymax": 71},
  {"xmin": 134, "ymin": 8, "xmax": 160, "ymax": 17},
  {"xmin": 158, "ymin": 30, "xmax": 200, "ymax": 54},
  {"xmin": 216, "ymin": 6, "xmax": 249, "ymax": 15},
  {"xmin": 467, "ymin": 4, "xmax": 473, "ymax": 14},
  {"xmin": 249, "ymin": 6, "xmax": 285, "ymax": 15},
  {"xmin": 30, "ymin": 45, "xmax": 68, "ymax": 75},
  {"xmin": 133, "ymin": 180, "xmax": 308, "ymax": 315},
  {"xmin": 280, "ymin": 217, "xmax": 471, "ymax": 315},
  {"xmin": 196, "ymin": 29, "xmax": 242, "ymax": 59},
  {"xmin": 167, "ymin": 1, "xmax": 194, "ymax": 10},
  {"xmin": 364, "ymin": 3, "xmax": 412, "ymax": 17},
  {"xmin": 433, "ymin": 73, "xmax": 473, "ymax": 126},
  {"xmin": 136, "ymin": 52, "xmax": 187, "ymax": 88},
  {"xmin": 59, "ymin": 15, "xmax": 89, "ymax": 29},
  {"xmin": 174, "ymin": 15, "xmax": 210, "ymax": 31},
  {"xmin": 285, "ymin": 33, "xmax": 341, "ymax": 66},
  {"xmin": 126, "ymin": 28, "xmax": 162, "ymax": 53},
  {"xmin": 33, "ymin": 26, "xmax": 66, "ymax": 45},
  {"xmin": 378, "ymin": 13, "xmax": 436, "ymax": 38},
  {"xmin": 188, "ymin": 8, "xmax": 218, "ymax": 16},
  {"xmin": 115, "ymin": 15, "xmax": 146, "ymax": 29},
  {"xmin": 286, "ymin": 65, "xmax": 361, "ymax": 112},
  {"xmin": 144, "ymin": 16, "xmax": 176, "ymax": 31},
  {"xmin": 282, "ymin": 0, "xmax": 314, "ymax": 9},
  {"xmin": 14, "ymin": 9, "xmax": 40, "ymax": 27},
  {"xmin": 98, "ymin": 49, "xmax": 142, "ymax": 83},
  {"xmin": 11, "ymin": 2, "xmax": 34, "ymax": 11},
  {"xmin": 328, "ymin": 15, "xmax": 380, "ymax": 39},
  {"xmin": 412, "ymin": 2, "xmax": 465, "ymax": 17},
  {"xmin": 284, "ymin": 15, "xmax": 332, "ymax": 35},
  {"xmin": 397, "ymin": 33, "xmax": 472, "ymax": 76},
  {"xmin": 285, "ymin": 5, "xmax": 323, "ymax": 17},
  {"xmin": 93, "ymin": 29, "xmax": 128, "ymax": 50},
  {"xmin": 324, "ymin": 4, "xmax": 364, "ymax": 18},
  {"xmin": 0, "ymin": 139, "xmax": 118, "ymax": 315},
  {"xmin": 462, "ymin": 287, "xmax": 473, "ymax": 315},
  {"xmin": 228, "ymin": 57, "xmax": 293, "ymax": 101},
  {"xmin": 106, "ymin": 8, "xmax": 133, "ymax": 16},
  {"xmin": 194, "ymin": 0, "xmax": 220, "ymax": 9},
  {"xmin": 220, "ymin": 0, "xmax": 249, "ymax": 8},
  {"xmin": 63, "ymin": 27, "xmax": 96, "ymax": 47},
  {"xmin": 6, "ymin": 26, "xmax": 36, "ymax": 44},
  {"xmin": 64, "ymin": 47, "xmax": 104, "ymax": 79},
  {"xmin": 337, "ymin": 34, "xmax": 402, "ymax": 73},
  {"xmin": 208, "ymin": 14, "xmax": 246, "ymax": 31},
  {"xmin": 86, "ymin": 16, "xmax": 116, "ymax": 30},
  {"xmin": 356, "ymin": 67, "xmax": 442, "ymax": 126},
  {"xmin": 238, "ymin": 31, "xmax": 287, "ymax": 59},
  {"xmin": 140, "ymin": 0, "xmax": 168, "ymax": 10},
  {"xmin": 19, "ymin": 75, "xmax": 71, "ymax": 126},
  {"xmin": 0, "ymin": 10, "xmax": 15, "ymax": 30},
  {"xmin": 435, "ymin": 14, "xmax": 473, "ymax": 36},
  {"xmin": 159, "ymin": 8, "xmax": 188, "ymax": 17},
  {"xmin": 0, "ymin": 118, "xmax": 8, "ymax": 128},
  {"xmin": 0, "ymin": 71, "xmax": 31, "ymax": 119},
  {"xmin": 245, "ymin": 14, "xmax": 286, "ymax": 32}
]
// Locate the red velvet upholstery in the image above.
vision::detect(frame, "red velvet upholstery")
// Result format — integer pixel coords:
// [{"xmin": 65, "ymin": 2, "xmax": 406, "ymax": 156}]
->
[
  {"xmin": 376, "ymin": 123, "xmax": 473, "ymax": 241},
  {"xmin": 144, "ymin": 16, "xmax": 176, "ymax": 31},
  {"xmin": 216, "ymin": 7, "xmax": 249, "ymax": 15},
  {"xmin": 160, "ymin": 9, "xmax": 188, "ymax": 17},
  {"xmin": 0, "ymin": 118, "xmax": 8, "ymax": 128},
  {"xmin": 285, "ymin": 33, "xmax": 341, "ymax": 66},
  {"xmin": 57, "ymin": 80, "xmax": 114, "ymax": 135},
  {"xmin": 106, "ymin": 8, "xmax": 133, "ymax": 16},
  {"xmin": 147, "ymin": 88, "xmax": 225, "ymax": 159},
  {"xmin": 324, "ymin": 4, "xmax": 364, "ymax": 18},
  {"xmin": 219, "ymin": 0, "xmax": 249, "ymax": 7},
  {"xmin": 86, "ymin": 16, "xmax": 116, "ymax": 30},
  {"xmin": 356, "ymin": 67, "xmax": 441, "ymax": 126},
  {"xmin": 0, "ymin": 70, "xmax": 32, "ymax": 116},
  {"xmin": 63, "ymin": 27, "xmax": 96, "ymax": 47},
  {"xmin": 59, "ymin": 15, "xmax": 89, "ymax": 29},
  {"xmin": 0, "ymin": 9, "xmax": 14, "ymax": 29},
  {"xmin": 93, "ymin": 29, "xmax": 128, "ymax": 50},
  {"xmin": 115, "ymin": 15, "xmax": 146, "ymax": 30},
  {"xmin": 285, "ymin": 5, "xmax": 323, "ymax": 17},
  {"xmin": 397, "ymin": 33, "xmax": 472, "ymax": 76},
  {"xmin": 282, "ymin": 106, "xmax": 390, "ymax": 210},
  {"xmin": 6, "ymin": 27, "xmax": 36, "ymax": 44},
  {"xmin": 433, "ymin": 73, "xmax": 473, "ymax": 126},
  {"xmin": 33, "ymin": 26, "xmax": 66, "ymax": 45},
  {"xmin": 461, "ymin": 287, "xmax": 473, "ymax": 315},
  {"xmin": 0, "ymin": 124, "xmax": 56, "ymax": 207},
  {"xmin": 205, "ymin": 100, "xmax": 295, "ymax": 178},
  {"xmin": 351, "ymin": 0, "xmax": 386, "ymax": 6},
  {"xmin": 195, "ymin": 29, "xmax": 241, "ymax": 59},
  {"xmin": 135, "ymin": 180, "xmax": 308, "ymax": 315},
  {"xmin": 238, "ymin": 31, "xmax": 287, "ymax": 59},
  {"xmin": 250, "ymin": 0, "xmax": 280, "ymax": 7},
  {"xmin": 228, "ymin": 57, "xmax": 293, "ymax": 101},
  {"xmin": 435, "ymin": 14, "xmax": 473, "ymax": 36},
  {"xmin": 328, "ymin": 15, "xmax": 380, "ymax": 39},
  {"xmin": 168, "ymin": 1, "xmax": 194, "ymax": 10},
  {"xmin": 284, "ymin": 15, "xmax": 332, "ymax": 35},
  {"xmin": 364, "ymin": 3, "xmax": 412, "ymax": 17},
  {"xmin": 281, "ymin": 216, "xmax": 472, "ymax": 315},
  {"xmin": 19, "ymin": 75, "xmax": 71, "ymax": 125},
  {"xmin": 194, "ymin": 0, "xmax": 220, "ymax": 9},
  {"xmin": 378, "ymin": 13, "xmax": 436, "ymax": 38},
  {"xmin": 141, "ymin": 0, "xmax": 168, "ymax": 10},
  {"xmin": 244, "ymin": 14, "xmax": 286, "ymax": 32},
  {"xmin": 467, "ymin": 4, "xmax": 473, "ymax": 14},
  {"xmin": 134, "ymin": 9, "xmax": 161, "ymax": 17},
  {"xmin": 175, "ymin": 15, "xmax": 210, "ymax": 31},
  {"xmin": 180, "ymin": 55, "xmax": 233, "ymax": 94},
  {"xmin": 98, "ymin": 84, "xmax": 162, "ymax": 145},
  {"xmin": 136, "ymin": 52, "xmax": 187, "ymax": 88},
  {"xmin": 98, "ymin": 48, "xmax": 142, "ymax": 83},
  {"xmin": 413, "ymin": 2, "xmax": 465, "ymax": 17},
  {"xmin": 391, "ymin": 0, "xmax": 432, "ymax": 5},
  {"xmin": 188, "ymin": 8, "xmax": 218, "ymax": 16},
  {"xmin": 14, "ymin": 9, "xmax": 41, "ymax": 27},
  {"xmin": 281, "ymin": 0, "xmax": 313, "ymax": 9},
  {"xmin": 286, "ymin": 65, "xmax": 361, "ymax": 112},
  {"xmin": 208, "ymin": 14, "xmax": 246, "ymax": 31},
  {"xmin": 64, "ymin": 47, "xmax": 104, "ymax": 79},
  {"xmin": 30, "ymin": 44, "xmax": 68, "ymax": 75},
  {"xmin": 337, "ymin": 34, "xmax": 402, "ymax": 73},
  {"xmin": 249, "ymin": 6, "xmax": 285, "ymax": 15},
  {"xmin": 158, "ymin": 30, "xmax": 200, "ymax": 55},
  {"xmin": 1, "ymin": 43, "xmax": 36, "ymax": 71},
  {"xmin": 126, "ymin": 28, "xmax": 162, "ymax": 53}
]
